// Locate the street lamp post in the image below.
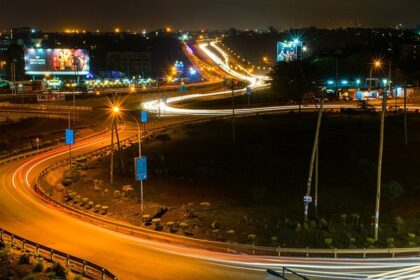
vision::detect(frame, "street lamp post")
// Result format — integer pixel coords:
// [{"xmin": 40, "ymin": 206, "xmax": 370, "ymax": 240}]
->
[
  {"xmin": 374, "ymin": 60, "xmax": 391, "ymax": 241},
  {"xmin": 128, "ymin": 112, "xmax": 145, "ymax": 214},
  {"xmin": 304, "ymin": 98, "xmax": 324, "ymax": 221},
  {"xmin": 110, "ymin": 106, "xmax": 120, "ymax": 185}
]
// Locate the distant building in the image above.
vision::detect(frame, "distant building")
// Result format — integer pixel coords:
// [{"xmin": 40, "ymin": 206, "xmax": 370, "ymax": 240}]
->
[
  {"xmin": 11, "ymin": 27, "xmax": 41, "ymax": 48},
  {"xmin": 106, "ymin": 52, "xmax": 152, "ymax": 77},
  {"xmin": 400, "ymin": 44, "xmax": 419, "ymax": 61}
]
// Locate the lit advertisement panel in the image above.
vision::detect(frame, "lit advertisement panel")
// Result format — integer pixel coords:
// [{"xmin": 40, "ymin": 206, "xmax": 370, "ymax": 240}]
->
[
  {"xmin": 276, "ymin": 41, "xmax": 302, "ymax": 62},
  {"xmin": 25, "ymin": 49, "xmax": 90, "ymax": 75}
]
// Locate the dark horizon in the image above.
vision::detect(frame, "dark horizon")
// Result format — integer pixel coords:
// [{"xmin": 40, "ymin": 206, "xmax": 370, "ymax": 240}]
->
[{"xmin": 0, "ymin": 0, "xmax": 419, "ymax": 32}]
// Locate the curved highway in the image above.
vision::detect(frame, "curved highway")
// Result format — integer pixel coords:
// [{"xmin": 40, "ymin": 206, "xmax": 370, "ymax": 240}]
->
[
  {"xmin": 1, "ymin": 40, "xmax": 419, "ymax": 279},
  {"xmin": 2, "ymin": 125, "xmax": 419, "ymax": 279}
]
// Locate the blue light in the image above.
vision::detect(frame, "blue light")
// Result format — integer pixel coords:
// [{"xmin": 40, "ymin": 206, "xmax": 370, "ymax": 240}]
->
[
  {"xmin": 327, "ymin": 80, "xmax": 334, "ymax": 85},
  {"xmin": 341, "ymin": 80, "xmax": 348, "ymax": 85},
  {"xmin": 356, "ymin": 79, "xmax": 361, "ymax": 85},
  {"xmin": 189, "ymin": 67, "xmax": 197, "ymax": 75}
]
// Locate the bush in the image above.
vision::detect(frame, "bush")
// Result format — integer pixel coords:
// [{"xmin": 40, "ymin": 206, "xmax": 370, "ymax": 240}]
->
[
  {"xmin": 382, "ymin": 181, "xmax": 404, "ymax": 202},
  {"xmin": 366, "ymin": 237, "xmax": 376, "ymax": 248},
  {"xmin": 33, "ymin": 262, "xmax": 43, "ymax": 272},
  {"xmin": 248, "ymin": 234, "xmax": 257, "ymax": 244},
  {"xmin": 18, "ymin": 254, "xmax": 30, "ymax": 265},
  {"xmin": 324, "ymin": 238, "xmax": 333, "ymax": 246},
  {"xmin": 386, "ymin": 238, "xmax": 395, "ymax": 247},
  {"xmin": 52, "ymin": 262, "xmax": 67, "ymax": 279}
]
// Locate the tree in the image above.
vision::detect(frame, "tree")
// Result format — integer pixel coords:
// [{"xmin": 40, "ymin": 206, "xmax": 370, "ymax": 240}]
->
[
  {"xmin": 382, "ymin": 181, "xmax": 404, "ymax": 203},
  {"xmin": 271, "ymin": 60, "xmax": 320, "ymax": 110}
]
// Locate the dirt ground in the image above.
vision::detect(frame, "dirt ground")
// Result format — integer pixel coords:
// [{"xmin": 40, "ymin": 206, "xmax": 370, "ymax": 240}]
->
[{"xmin": 47, "ymin": 111, "xmax": 420, "ymax": 248}]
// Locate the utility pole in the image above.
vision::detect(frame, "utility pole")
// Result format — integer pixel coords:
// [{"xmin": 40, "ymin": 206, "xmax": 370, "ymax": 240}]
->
[
  {"xmin": 403, "ymin": 86, "xmax": 408, "ymax": 146},
  {"xmin": 374, "ymin": 61, "xmax": 390, "ymax": 241},
  {"xmin": 68, "ymin": 110, "xmax": 72, "ymax": 171},
  {"xmin": 10, "ymin": 62, "xmax": 16, "ymax": 95},
  {"xmin": 314, "ymin": 139, "xmax": 319, "ymax": 219},
  {"xmin": 232, "ymin": 79, "xmax": 236, "ymax": 141},
  {"xmin": 303, "ymin": 99, "xmax": 323, "ymax": 221}
]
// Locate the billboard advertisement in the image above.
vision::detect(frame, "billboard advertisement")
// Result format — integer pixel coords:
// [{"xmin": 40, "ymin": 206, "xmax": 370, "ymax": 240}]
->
[
  {"xmin": 277, "ymin": 41, "xmax": 302, "ymax": 62},
  {"xmin": 25, "ymin": 49, "xmax": 90, "ymax": 75}
]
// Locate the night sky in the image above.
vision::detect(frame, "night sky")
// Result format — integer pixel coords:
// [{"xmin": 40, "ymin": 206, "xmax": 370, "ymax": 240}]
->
[{"xmin": 0, "ymin": 0, "xmax": 419, "ymax": 31}]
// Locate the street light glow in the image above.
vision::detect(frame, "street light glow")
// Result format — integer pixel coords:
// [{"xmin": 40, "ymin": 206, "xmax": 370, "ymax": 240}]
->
[
  {"xmin": 113, "ymin": 106, "xmax": 120, "ymax": 113},
  {"xmin": 374, "ymin": 60, "xmax": 382, "ymax": 68}
]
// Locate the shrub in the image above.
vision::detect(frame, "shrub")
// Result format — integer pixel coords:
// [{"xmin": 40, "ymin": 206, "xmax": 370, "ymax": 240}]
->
[
  {"xmin": 309, "ymin": 220, "xmax": 317, "ymax": 229},
  {"xmin": 408, "ymin": 233, "xmax": 416, "ymax": 239},
  {"xmin": 166, "ymin": 221, "xmax": 175, "ymax": 232},
  {"xmin": 226, "ymin": 229, "xmax": 235, "ymax": 236},
  {"xmin": 18, "ymin": 254, "xmax": 30, "ymax": 265},
  {"xmin": 33, "ymin": 262, "xmax": 43, "ymax": 272},
  {"xmin": 382, "ymin": 181, "xmax": 404, "ymax": 202},
  {"xmin": 179, "ymin": 222, "xmax": 189, "ymax": 231},
  {"xmin": 271, "ymin": 236, "xmax": 278, "ymax": 245},
  {"xmin": 52, "ymin": 262, "xmax": 67, "ymax": 279},
  {"xmin": 366, "ymin": 237, "xmax": 376, "ymax": 248},
  {"xmin": 394, "ymin": 216, "xmax": 405, "ymax": 233},
  {"xmin": 386, "ymin": 238, "xmax": 395, "ymax": 247},
  {"xmin": 248, "ymin": 234, "xmax": 257, "ymax": 244},
  {"xmin": 324, "ymin": 238, "xmax": 333, "ymax": 246}
]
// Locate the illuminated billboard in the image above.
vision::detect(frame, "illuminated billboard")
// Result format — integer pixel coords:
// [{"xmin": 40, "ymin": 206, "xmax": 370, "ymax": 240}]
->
[
  {"xmin": 276, "ymin": 41, "xmax": 303, "ymax": 62},
  {"xmin": 25, "ymin": 49, "xmax": 90, "ymax": 75}
]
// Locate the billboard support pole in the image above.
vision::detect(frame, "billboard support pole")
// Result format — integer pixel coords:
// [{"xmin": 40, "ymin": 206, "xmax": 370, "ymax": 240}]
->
[{"xmin": 68, "ymin": 111, "xmax": 72, "ymax": 171}]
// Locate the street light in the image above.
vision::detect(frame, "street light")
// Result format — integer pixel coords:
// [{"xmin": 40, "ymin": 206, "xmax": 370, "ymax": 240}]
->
[
  {"xmin": 110, "ymin": 104, "xmax": 121, "ymax": 185},
  {"xmin": 369, "ymin": 59, "xmax": 383, "ymax": 93},
  {"xmin": 373, "ymin": 60, "xmax": 392, "ymax": 242}
]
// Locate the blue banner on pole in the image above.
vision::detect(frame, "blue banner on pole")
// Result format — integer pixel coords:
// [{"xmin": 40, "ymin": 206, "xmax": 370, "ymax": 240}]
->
[
  {"xmin": 141, "ymin": 111, "xmax": 148, "ymax": 123},
  {"xmin": 162, "ymin": 95, "xmax": 167, "ymax": 104},
  {"xmin": 135, "ymin": 156, "xmax": 147, "ymax": 181},
  {"xmin": 246, "ymin": 87, "xmax": 252, "ymax": 95},
  {"xmin": 65, "ymin": 129, "xmax": 74, "ymax": 145}
]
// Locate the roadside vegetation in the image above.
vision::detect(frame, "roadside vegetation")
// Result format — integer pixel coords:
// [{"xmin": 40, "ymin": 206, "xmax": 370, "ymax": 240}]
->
[{"xmin": 44, "ymin": 111, "xmax": 420, "ymax": 248}]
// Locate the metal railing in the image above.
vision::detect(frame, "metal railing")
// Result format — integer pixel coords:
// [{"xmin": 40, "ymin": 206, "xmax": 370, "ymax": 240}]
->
[
  {"xmin": 0, "ymin": 103, "xmax": 92, "ymax": 111},
  {"xmin": 0, "ymin": 128, "xmax": 107, "ymax": 167},
  {"xmin": 267, "ymin": 268, "xmax": 309, "ymax": 280},
  {"xmin": 0, "ymin": 228, "xmax": 118, "ymax": 280},
  {"xmin": 32, "ymin": 111, "xmax": 420, "ymax": 259}
]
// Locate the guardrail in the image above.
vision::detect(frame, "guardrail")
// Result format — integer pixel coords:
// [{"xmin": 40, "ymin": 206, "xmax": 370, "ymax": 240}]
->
[
  {"xmin": 0, "ymin": 103, "xmax": 92, "ymax": 111},
  {"xmin": 0, "ymin": 128, "xmax": 107, "ymax": 167},
  {"xmin": 0, "ymin": 228, "xmax": 118, "ymax": 280},
  {"xmin": 267, "ymin": 268, "xmax": 309, "ymax": 280},
  {"xmin": 32, "ymin": 110, "xmax": 420, "ymax": 259}
]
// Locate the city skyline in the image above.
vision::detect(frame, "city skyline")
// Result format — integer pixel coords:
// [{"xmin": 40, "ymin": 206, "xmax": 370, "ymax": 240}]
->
[{"xmin": 0, "ymin": 0, "xmax": 419, "ymax": 31}]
